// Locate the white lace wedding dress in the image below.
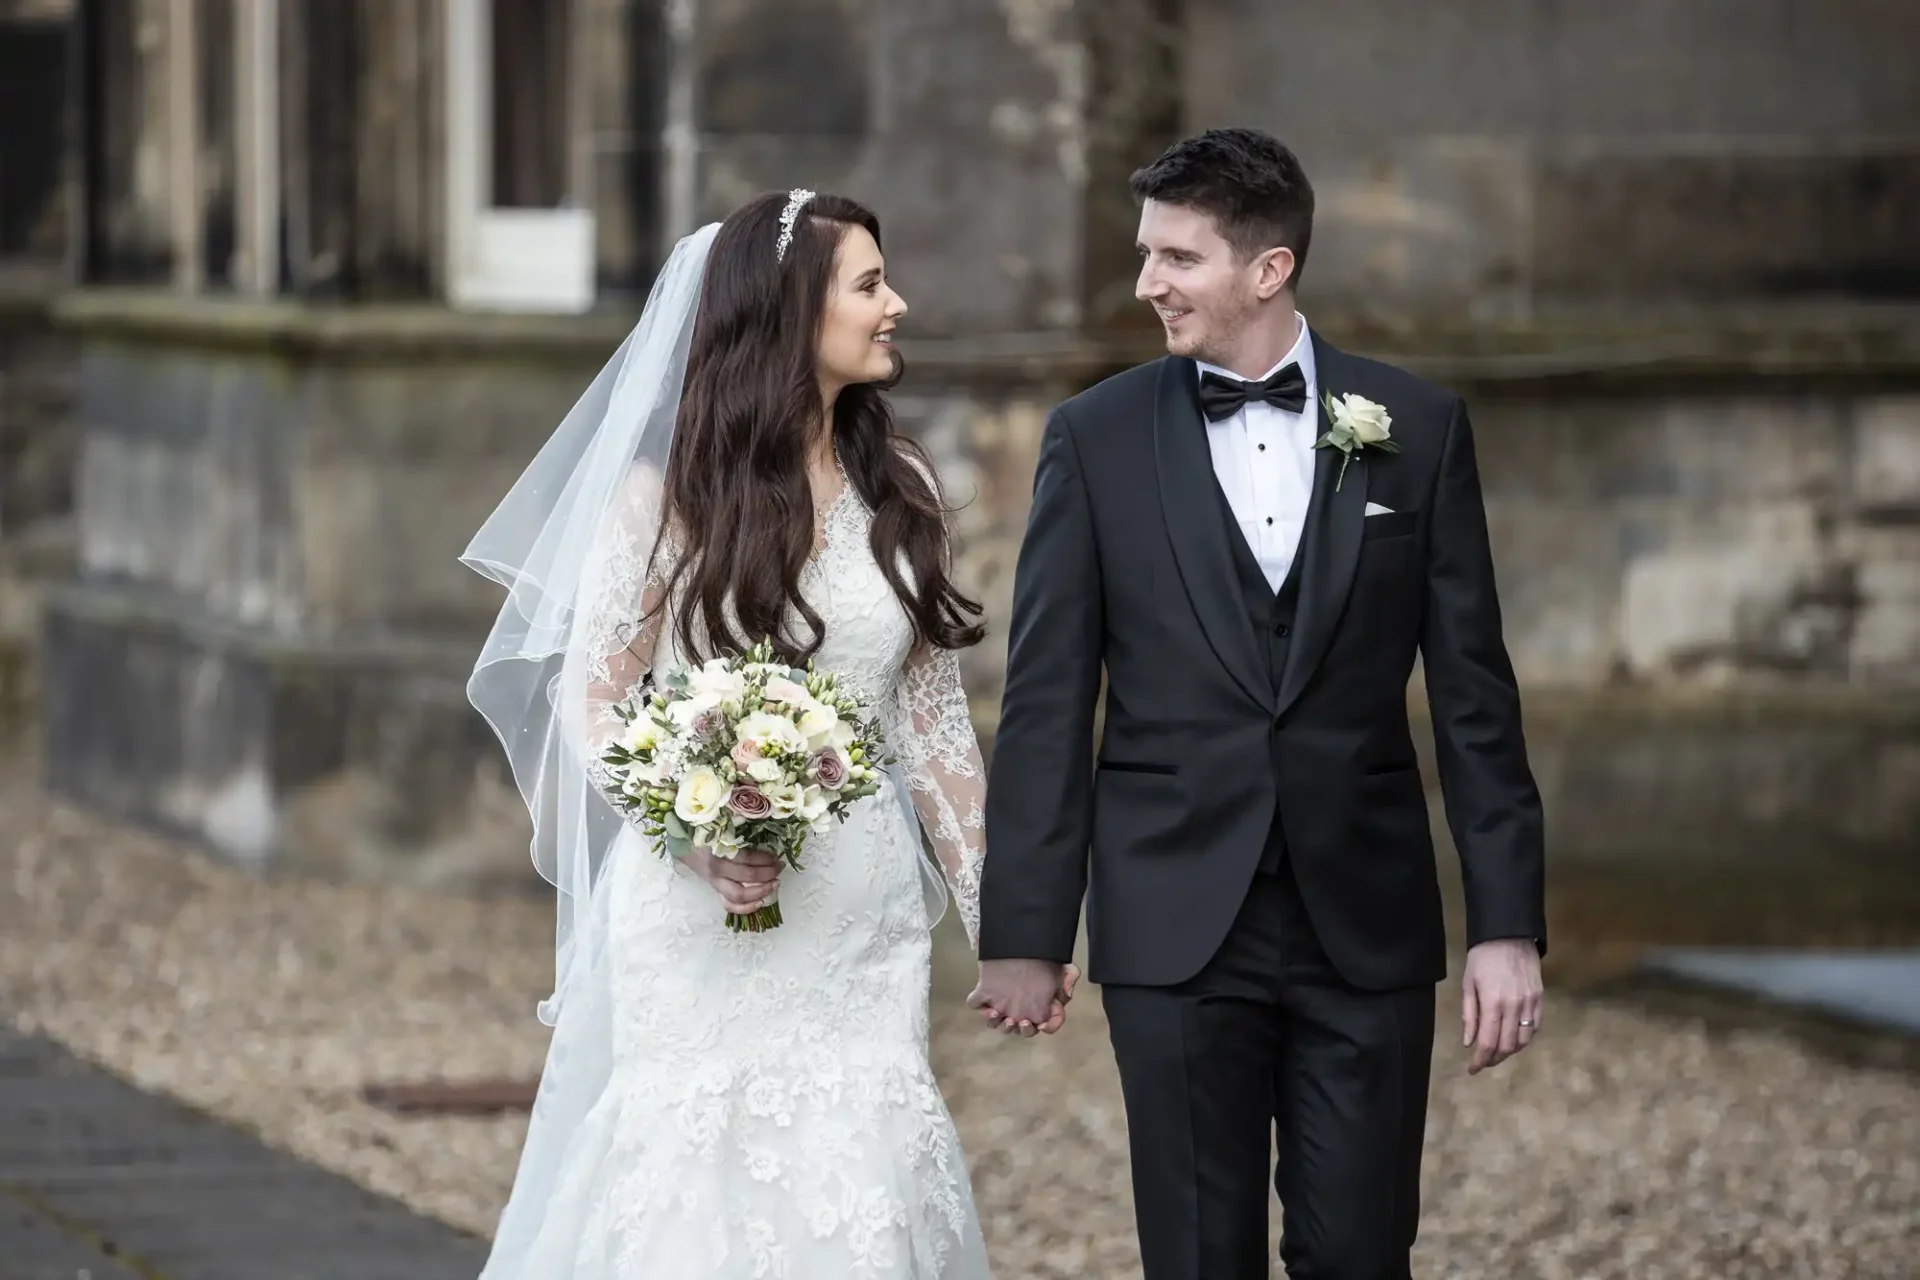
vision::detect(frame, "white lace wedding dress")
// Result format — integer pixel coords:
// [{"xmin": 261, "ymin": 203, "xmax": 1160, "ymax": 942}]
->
[{"xmin": 484, "ymin": 466, "xmax": 994, "ymax": 1279}]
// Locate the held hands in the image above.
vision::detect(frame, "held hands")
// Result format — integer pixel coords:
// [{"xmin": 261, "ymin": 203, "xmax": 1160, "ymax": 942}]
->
[
  {"xmin": 967, "ymin": 958, "xmax": 1082, "ymax": 1038},
  {"xmin": 1461, "ymin": 938, "xmax": 1544, "ymax": 1075},
  {"xmin": 685, "ymin": 847, "xmax": 783, "ymax": 916}
]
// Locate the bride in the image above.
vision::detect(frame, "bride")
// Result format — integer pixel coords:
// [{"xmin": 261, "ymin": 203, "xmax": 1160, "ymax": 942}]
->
[{"xmin": 461, "ymin": 190, "xmax": 1069, "ymax": 1278}]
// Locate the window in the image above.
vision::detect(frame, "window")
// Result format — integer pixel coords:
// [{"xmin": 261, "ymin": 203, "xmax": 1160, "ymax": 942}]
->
[{"xmin": 445, "ymin": 0, "xmax": 595, "ymax": 314}]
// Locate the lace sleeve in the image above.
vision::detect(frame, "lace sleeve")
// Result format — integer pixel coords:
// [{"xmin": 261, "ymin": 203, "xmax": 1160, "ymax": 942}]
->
[
  {"xmin": 890, "ymin": 642, "xmax": 987, "ymax": 952},
  {"xmin": 582, "ymin": 467, "xmax": 674, "ymax": 764}
]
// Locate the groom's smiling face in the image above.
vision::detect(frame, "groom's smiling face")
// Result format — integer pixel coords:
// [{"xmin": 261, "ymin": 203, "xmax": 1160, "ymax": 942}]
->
[{"xmin": 1135, "ymin": 199, "xmax": 1287, "ymax": 367}]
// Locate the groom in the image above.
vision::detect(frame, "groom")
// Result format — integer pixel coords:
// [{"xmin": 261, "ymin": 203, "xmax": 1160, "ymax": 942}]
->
[{"xmin": 972, "ymin": 128, "xmax": 1547, "ymax": 1278}]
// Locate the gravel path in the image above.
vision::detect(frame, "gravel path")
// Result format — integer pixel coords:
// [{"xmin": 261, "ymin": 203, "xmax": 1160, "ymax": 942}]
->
[{"xmin": 1, "ymin": 769, "xmax": 1915, "ymax": 1279}]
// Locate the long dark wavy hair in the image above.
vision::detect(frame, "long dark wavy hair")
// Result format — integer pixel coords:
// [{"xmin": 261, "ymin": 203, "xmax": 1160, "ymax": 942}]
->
[{"xmin": 649, "ymin": 191, "xmax": 984, "ymax": 666}]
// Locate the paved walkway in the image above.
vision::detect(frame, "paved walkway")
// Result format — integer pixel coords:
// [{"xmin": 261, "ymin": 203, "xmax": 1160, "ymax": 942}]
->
[
  {"xmin": 0, "ymin": 1026, "xmax": 488, "ymax": 1280},
  {"xmin": 1640, "ymin": 947, "xmax": 1920, "ymax": 1035}
]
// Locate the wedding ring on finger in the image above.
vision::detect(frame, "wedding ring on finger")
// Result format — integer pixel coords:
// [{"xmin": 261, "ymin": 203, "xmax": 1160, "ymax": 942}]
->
[{"xmin": 1518, "ymin": 1019, "xmax": 1537, "ymax": 1028}]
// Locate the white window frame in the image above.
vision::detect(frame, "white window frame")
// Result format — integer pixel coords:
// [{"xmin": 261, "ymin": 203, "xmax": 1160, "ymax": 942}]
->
[
  {"xmin": 444, "ymin": 0, "xmax": 597, "ymax": 314},
  {"xmin": 167, "ymin": 0, "xmax": 202, "ymax": 293},
  {"xmin": 233, "ymin": 0, "xmax": 279, "ymax": 297}
]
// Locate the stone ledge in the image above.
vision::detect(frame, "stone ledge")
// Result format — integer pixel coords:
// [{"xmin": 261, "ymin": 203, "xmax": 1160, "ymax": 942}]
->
[
  {"xmin": 1638, "ymin": 948, "xmax": 1920, "ymax": 1038},
  {"xmin": 0, "ymin": 271, "xmax": 62, "ymax": 324},
  {"xmin": 973, "ymin": 678, "xmax": 1920, "ymax": 866},
  {"xmin": 43, "ymin": 580, "xmax": 479, "ymax": 673},
  {"xmin": 38, "ymin": 583, "xmax": 522, "ymax": 884},
  {"xmin": 33, "ymin": 577, "xmax": 1920, "ymax": 876},
  {"xmin": 935, "ymin": 308, "xmax": 1920, "ymax": 388},
  {"xmin": 49, "ymin": 288, "xmax": 1920, "ymax": 386},
  {"xmin": 970, "ymin": 680, "xmax": 1920, "ymax": 744},
  {"xmin": 52, "ymin": 289, "xmax": 634, "ymax": 367},
  {"xmin": 1446, "ymin": 680, "xmax": 1920, "ymax": 730}
]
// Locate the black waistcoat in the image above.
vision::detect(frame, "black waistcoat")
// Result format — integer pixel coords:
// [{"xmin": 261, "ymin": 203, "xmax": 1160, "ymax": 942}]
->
[{"xmin": 1210, "ymin": 477, "xmax": 1305, "ymax": 873}]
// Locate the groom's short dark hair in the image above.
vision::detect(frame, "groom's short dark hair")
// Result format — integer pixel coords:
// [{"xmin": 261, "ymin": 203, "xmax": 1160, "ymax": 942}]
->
[{"xmin": 1130, "ymin": 128, "xmax": 1314, "ymax": 283}]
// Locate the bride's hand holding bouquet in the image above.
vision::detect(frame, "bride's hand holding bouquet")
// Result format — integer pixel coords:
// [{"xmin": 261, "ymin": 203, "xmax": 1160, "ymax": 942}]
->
[{"xmin": 597, "ymin": 640, "xmax": 889, "ymax": 932}]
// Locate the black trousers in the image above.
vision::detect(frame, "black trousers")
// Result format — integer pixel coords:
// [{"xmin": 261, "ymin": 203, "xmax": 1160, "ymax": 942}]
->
[{"xmin": 1102, "ymin": 860, "xmax": 1436, "ymax": 1280}]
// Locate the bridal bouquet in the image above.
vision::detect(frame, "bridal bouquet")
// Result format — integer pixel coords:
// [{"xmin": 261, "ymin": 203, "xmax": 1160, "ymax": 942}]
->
[{"xmin": 596, "ymin": 641, "xmax": 888, "ymax": 932}]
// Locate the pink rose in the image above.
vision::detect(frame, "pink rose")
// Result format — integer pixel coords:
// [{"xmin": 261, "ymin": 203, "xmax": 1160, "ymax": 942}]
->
[
  {"xmin": 762, "ymin": 676, "xmax": 810, "ymax": 705},
  {"xmin": 731, "ymin": 739, "xmax": 762, "ymax": 772},
  {"xmin": 811, "ymin": 749, "xmax": 849, "ymax": 791},
  {"xmin": 728, "ymin": 784, "xmax": 773, "ymax": 820},
  {"xmin": 692, "ymin": 708, "xmax": 726, "ymax": 740}
]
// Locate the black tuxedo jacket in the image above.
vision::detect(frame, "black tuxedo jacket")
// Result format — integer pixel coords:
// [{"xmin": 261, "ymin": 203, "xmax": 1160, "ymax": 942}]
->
[{"xmin": 979, "ymin": 336, "xmax": 1547, "ymax": 990}]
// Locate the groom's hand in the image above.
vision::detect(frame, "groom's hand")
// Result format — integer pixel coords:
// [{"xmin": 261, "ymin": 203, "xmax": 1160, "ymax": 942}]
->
[
  {"xmin": 968, "ymin": 959, "xmax": 1073, "ymax": 1038},
  {"xmin": 1461, "ymin": 938, "xmax": 1544, "ymax": 1074}
]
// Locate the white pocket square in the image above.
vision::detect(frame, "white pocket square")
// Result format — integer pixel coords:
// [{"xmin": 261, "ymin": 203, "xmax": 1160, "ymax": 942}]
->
[{"xmin": 1364, "ymin": 502, "xmax": 1396, "ymax": 517}]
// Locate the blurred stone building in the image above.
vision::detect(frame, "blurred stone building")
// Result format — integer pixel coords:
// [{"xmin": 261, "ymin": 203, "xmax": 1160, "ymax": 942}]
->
[{"xmin": 1, "ymin": 0, "xmax": 1916, "ymax": 888}]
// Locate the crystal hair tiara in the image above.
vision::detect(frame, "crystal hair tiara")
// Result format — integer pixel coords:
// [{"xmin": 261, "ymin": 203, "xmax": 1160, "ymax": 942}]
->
[{"xmin": 775, "ymin": 188, "xmax": 815, "ymax": 263}]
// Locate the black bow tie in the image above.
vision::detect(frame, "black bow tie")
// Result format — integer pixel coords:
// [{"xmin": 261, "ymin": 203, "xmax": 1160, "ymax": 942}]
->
[{"xmin": 1197, "ymin": 363, "xmax": 1308, "ymax": 421}]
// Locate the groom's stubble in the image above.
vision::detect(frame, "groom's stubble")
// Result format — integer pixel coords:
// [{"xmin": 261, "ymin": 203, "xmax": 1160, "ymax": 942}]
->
[
  {"xmin": 1145, "ymin": 256, "xmax": 1263, "ymax": 367},
  {"xmin": 1135, "ymin": 199, "xmax": 1295, "ymax": 376},
  {"xmin": 1173, "ymin": 281, "xmax": 1262, "ymax": 369}
]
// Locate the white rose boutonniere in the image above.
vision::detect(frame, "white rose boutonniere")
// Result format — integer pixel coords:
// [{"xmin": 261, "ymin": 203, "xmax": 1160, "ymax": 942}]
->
[{"xmin": 1315, "ymin": 392, "xmax": 1400, "ymax": 491}]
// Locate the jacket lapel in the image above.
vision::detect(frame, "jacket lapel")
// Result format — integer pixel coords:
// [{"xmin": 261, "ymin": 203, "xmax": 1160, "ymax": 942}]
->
[
  {"xmin": 1274, "ymin": 334, "xmax": 1368, "ymax": 720},
  {"xmin": 1153, "ymin": 357, "xmax": 1272, "ymax": 710}
]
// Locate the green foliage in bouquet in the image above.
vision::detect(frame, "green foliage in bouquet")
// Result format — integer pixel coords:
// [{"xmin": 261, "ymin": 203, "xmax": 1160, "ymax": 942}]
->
[{"xmin": 596, "ymin": 641, "xmax": 893, "ymax": 932}]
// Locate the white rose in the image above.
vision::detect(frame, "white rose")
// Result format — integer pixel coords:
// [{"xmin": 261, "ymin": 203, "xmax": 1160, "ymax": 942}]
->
[
  {"xmin": 746, "ymin": 758, "xmax": 784, "ymax": 785},
  {"xmin": 668, "ymin": 691, "xmax": 721, "ymax": 729},
  {"xmin": 795, "ymin": 699, "xmax": 839, "ymax": 748},
  {"xmin": 688, "ymin": 659, "xmax": 747, "ymax": 706},
  {"xmin": 674, "ymin": 768, "xmax": 728, "ymax": 826},
  {"xmin": 828, "ymin": 718, "xmax": 858, "ymax": 750},
  {"xmin": 1335, "ymin": 393, "xmax": 1392, "ymax": 445},
  {"xmin": 762, "ymin": 676, "xmax": 810, "ymax": 706}
]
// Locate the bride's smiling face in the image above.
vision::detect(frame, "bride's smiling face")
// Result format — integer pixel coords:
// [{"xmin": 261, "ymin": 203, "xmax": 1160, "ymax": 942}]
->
[{"xmin": 816, "ymin": 226, "xmax": 907, "ymax": 392}]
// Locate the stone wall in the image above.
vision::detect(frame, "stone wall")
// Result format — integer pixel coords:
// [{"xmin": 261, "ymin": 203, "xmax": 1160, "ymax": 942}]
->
[
  {"xmin": 1474, "ymin": 385, "xmax": 1920, "ymax": 690},
  {"xmin": 25, "ymin": 0, "xmax": 1920, "ymax": 893},
  {"xmin": 0, "ymin": 290, "xmax": 76, "ymax": 728},
  {"xmin": 1444, "ymin": 359, "xmax": 1920, "ymax": 863},
  {"xmin": 1185, "ymin": 0, "xmax": 1920, "ymax": 318},
  {"xmin": 682, "ymin": 0, "xmax": 1920, "ymax": 328},
  {"xmin": 39, "ymin": 297, "xmax": 1920, "ymax": 885},
  {"xmin": 692, "ymin": 0, "xmax": 1183, "ymax": 338},
  {"xmin": 898, "ymin": 322, "xmax": 1920, "ymax": 865},
  {"xmin": 0, "ymin": 292, "xmax": 73, "ymax": 519},
  {"xmin": 39, "ymin": 296, "xmax": 645, "ymax": 884}
]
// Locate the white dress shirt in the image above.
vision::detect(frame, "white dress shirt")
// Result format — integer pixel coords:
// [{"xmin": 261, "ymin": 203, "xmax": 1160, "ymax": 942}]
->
[{"xmin": 1195, "ymin": 314, "xmax": 1318, "ymax": 593}]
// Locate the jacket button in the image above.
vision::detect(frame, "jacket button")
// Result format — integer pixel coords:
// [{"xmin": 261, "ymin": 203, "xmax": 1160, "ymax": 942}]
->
[{"xmin": 1275, "ymin": 623, "xmax": 1290, "ymax": 637}]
